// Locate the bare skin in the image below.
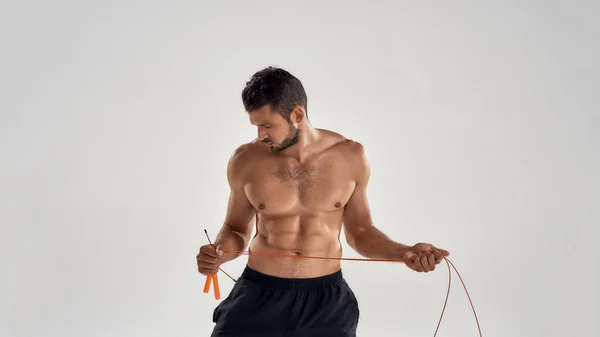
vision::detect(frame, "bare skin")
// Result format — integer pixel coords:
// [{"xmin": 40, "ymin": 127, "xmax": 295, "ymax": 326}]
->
[{"xmin": 197, "ymin": 105, "xmax": 450, "ymax": 278}]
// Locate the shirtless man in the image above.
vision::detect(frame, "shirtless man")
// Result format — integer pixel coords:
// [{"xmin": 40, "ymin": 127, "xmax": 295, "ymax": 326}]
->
[{"xmin": 197, "ymin": 67, "xmax": 450, "ymax": 337}]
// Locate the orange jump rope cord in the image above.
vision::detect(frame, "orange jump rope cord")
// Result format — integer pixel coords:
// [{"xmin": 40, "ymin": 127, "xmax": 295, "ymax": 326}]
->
[
  {"xmin": 224, "ymin": 249, "xmax": 408, "ymax": 263},
  {"xmin": 203, "ymin": 231, "xmax": 482, "ymax": 337}
]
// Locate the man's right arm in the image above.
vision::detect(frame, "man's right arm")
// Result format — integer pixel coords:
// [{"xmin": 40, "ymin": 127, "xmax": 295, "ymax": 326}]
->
[{"xmin": 212, "ymin": 145, "xmax": 255, "ymax": 264}]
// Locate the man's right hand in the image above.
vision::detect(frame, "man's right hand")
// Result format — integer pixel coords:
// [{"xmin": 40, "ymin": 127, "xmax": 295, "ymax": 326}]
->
[{"xmin": 197, "ymin": 244, "xmax": 224, "ymax": 275}]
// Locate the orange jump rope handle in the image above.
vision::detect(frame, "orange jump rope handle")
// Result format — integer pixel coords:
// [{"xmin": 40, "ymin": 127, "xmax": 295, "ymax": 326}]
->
[
  {"xmin": 213, "ymin": 274, "xmax": 220, "ymax": 300},
  {"xmin": 203, "ymin": 274, "xmax": 212, "ymax": 293},
  {"xmin": 203, "ymin": 274, "xmax": 221, "ymax": 299}
]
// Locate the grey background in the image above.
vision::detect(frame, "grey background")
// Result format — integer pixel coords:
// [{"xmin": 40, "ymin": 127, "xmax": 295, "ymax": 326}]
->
[{"xmin": 1, "ymin": 1, "xmax": 598, "ymax": 336}]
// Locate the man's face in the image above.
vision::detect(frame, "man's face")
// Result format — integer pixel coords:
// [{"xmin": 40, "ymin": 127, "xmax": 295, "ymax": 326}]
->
[{"xmin": 249, "ymin": 105, "xmax": 300, "ymax": 152}]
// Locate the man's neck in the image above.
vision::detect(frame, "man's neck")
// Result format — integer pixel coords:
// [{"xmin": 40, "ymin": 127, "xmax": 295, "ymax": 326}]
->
[{"xmin": 280, "ymin": 125, "xmax": 321, "ymax": 162}]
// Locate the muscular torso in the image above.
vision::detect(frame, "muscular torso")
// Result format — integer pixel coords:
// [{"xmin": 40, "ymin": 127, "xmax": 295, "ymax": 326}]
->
[{"xmin": 241, "ymin": 132, "xmax": 357, "ymax": 278}]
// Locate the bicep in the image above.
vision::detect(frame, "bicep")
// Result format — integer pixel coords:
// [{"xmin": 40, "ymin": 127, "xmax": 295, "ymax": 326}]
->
[
  {"xmin": 342, "ymin": 141, "xmax": 373, "ymax": 239},
  {"xmin": 223, "ymin": 184, "xmax": 255, "ymax": 236},
  {"xmin": 222, "ymin": 147, "xmax": 255, "ymax": 236},
  {"xmin": 343, "ymin": 182, "xmax": 374, "ymax": 240}
]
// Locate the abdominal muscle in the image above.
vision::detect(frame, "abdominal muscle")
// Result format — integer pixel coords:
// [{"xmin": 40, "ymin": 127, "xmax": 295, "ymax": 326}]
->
[{"xmin": 246, "ymin": 213, "xmax": 344, "ymax": 278}]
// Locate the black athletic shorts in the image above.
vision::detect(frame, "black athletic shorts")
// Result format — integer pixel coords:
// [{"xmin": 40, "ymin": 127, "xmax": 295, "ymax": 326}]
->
[{"xmin": 211, "ymin": 265, "xmax": 360, "ymax": 337}]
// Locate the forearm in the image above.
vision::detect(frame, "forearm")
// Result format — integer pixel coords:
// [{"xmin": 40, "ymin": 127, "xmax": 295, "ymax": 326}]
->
[
  {"xmin": 348, "ymin": 225, "xmax": 411, "ymax": 260},
  {"xmin": 213, "ymin": 223, "xmax": 250, "ymax": 264}
]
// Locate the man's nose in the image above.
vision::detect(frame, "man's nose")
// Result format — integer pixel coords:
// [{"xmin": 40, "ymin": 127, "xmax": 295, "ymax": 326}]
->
[{"xmin": 258, "ymin": 129, "xmax": 268, "ymax": 140}]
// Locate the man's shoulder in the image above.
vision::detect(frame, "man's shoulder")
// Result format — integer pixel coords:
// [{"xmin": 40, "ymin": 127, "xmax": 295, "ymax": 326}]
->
[
  {"xmin": 226, "ymin": 141, "xmax": 263, "ymax": 181},
  {"xmin": 318, "ymin": 129, "xmax": 366, "ymax": 158},
  {"xmin": 229, "ymin": 141, "xmax": 263, "ymax": 164},
  {"xmin": 319, "ymin": 130, "xmax": 369, "ymax": 179}
]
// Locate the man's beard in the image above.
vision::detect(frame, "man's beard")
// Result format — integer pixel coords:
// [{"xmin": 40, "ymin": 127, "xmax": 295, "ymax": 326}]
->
[{"xmin": 272, "ymin": 124, "xmax": 300, "ymax": 152}]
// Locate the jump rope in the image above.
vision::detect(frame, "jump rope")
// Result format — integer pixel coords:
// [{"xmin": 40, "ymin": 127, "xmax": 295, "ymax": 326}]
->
[{"xmin": 202, "ymin": 230, "xmax": 483, "ymax": 337}]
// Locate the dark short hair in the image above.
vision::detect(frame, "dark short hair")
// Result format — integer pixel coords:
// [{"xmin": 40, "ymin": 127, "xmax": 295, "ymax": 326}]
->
[{"xmin": 241, "ymin": 66, "xmax": 308, "ymax": 120}]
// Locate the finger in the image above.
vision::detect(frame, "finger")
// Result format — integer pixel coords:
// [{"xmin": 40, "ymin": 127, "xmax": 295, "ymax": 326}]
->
[
  {"xmin": 198, "ymin": 267, "xmax": 218, "ymax": 276},
  {"xmin": 436, "ymin": 248, "xmax": 450, "ymax": 256},
  {"xmin": 197, "ymin": 254, "xmax": 219, "ymax": 264},
  {"xmin": 427, "ymin": 252, "xmax": 436, "ymax": 270},
  {"xmin": 198, "ymin": 260, "xmax": 220, "ymax": 273},
  {"xmin": 432, "ymin": 250, "xmax": 444, "ymax": 264},
  {"xmin": 404, "ymin": 255, "xmax": 415, "ymax": 269},
  {"xmin": 197, "ymin": 260, "xmax": 219, "ymax": 271},
  {"xmin": 419, "ymin": 253, "xmax": 430, "ymax": 272},
  {"xmin": 412, "ymin": 254, "xmax": 424, "ymax": 272},
  {"xmin": 405, "ymin": 255, "xmax": 415, "ymax": 269}
]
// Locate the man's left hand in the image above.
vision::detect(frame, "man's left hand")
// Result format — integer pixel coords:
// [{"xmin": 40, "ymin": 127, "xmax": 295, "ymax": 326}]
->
[{"xmin": 402, "ymin": 243, "xmax": 450, "ymax": 272}]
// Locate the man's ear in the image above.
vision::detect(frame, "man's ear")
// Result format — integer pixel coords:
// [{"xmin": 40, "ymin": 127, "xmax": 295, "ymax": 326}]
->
[{"xmin": 290, "ymin": 106, "xmax": 306, "ymax": 125}]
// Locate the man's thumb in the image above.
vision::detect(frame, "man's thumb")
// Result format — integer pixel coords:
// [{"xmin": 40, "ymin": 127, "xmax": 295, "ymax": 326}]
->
[
  {"xmin": 215, "ymin": 245, "xmax": 224, "ymax": 257},
  {"xmin": 402, "ymin": 249, "xmax": 415, "ymax": 260}
]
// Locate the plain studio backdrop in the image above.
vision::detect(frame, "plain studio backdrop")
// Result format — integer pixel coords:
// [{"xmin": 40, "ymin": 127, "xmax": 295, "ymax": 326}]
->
[{"xmin": 1, "ymin": 1, "xmax": 598, "ymax": 336}]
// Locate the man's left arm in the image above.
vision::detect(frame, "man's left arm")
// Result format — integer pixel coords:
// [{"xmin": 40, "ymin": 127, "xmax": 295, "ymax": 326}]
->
[{"xmin": 342, "ymin": 142, "xmax": 449, "ymax": 272}]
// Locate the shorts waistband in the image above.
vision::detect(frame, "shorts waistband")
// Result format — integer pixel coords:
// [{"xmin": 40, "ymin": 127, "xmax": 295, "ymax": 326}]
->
[{"xmin": 240, "ymin": 265, "xmax": 345, "ymax": 290}]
